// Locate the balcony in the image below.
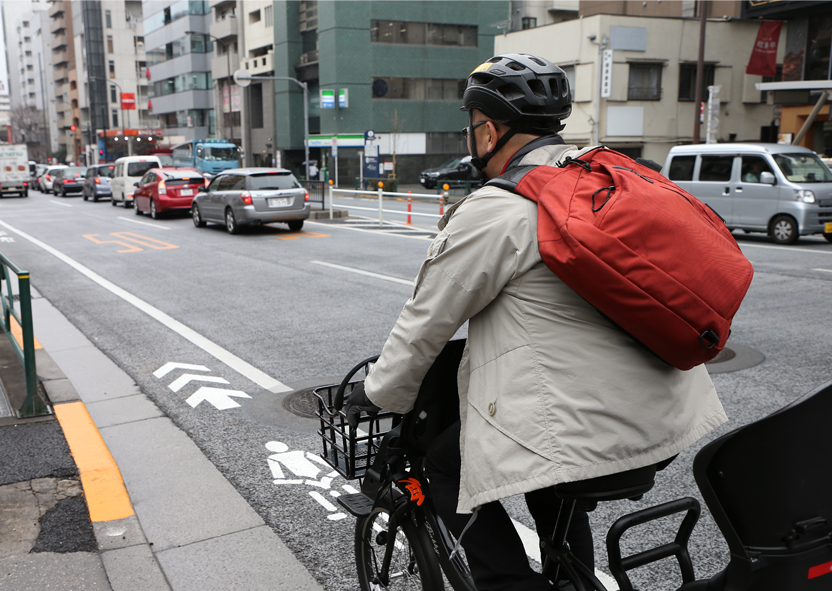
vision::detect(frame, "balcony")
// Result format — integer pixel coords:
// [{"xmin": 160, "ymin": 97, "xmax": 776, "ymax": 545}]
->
[
  {"xmin": 52, "ymin": 31, "xmax": 67, "ymax": 50},
  {"xmin": 211, "ymin": 13, "xmax": 238, "ymax": 42},
  {"xmin": 52, "ymin": 48, "xmax": 69, "ymax": 67},
  {"xmin": 212, "ymin": 49, "xmax": 240, "ymax": 80},
  {"xmin": 53, "ymin": 65, "xmax": 69, "ymax": 83},
  {"xmin": 242, "ymin": 52, "xmax": 273, "ymax": 76}
]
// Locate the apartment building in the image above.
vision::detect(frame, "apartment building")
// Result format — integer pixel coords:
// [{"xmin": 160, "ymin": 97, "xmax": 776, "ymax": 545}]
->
[
  {"xmin": 144, "ymin": 0, "xmax": 215, "ymax": 143},
  {"xmin": 495, "ymin": 9, "xmax": 781, "ymax": 164},
  {"xmin": 48, "ymin": 0, "xmax": 75, "ymax": 161},
  {"xmin": 272, "ymin": 0, "xmax": 508, "ymax": 182},
  {"xmin": 209, "ymin": 1, "xmax": 242, "ymax": 145}
]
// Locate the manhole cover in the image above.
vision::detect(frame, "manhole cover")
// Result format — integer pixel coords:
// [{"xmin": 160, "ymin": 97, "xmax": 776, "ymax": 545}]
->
[
  {"xmin": 705, "ymin": 347, "xmax": 737, "ymax": 364},
  {"xmin": 282, "ymin": 387, "xmax": 321, "ymax": 419}
]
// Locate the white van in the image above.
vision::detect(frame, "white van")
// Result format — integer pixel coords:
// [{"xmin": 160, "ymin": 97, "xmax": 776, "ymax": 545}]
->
[
  {"xmin": 663, "ymin": 143, "xmax": 832, "ymax": 244},
  {"xmin": 111, "ymin": 156, "xmax": 162, "ymax": 208}
]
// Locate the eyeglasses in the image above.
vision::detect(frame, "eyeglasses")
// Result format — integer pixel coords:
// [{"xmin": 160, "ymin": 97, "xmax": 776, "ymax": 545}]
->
[{"xmin": 461, "ymin": 121, "xmax": 487, "ymax": 140}]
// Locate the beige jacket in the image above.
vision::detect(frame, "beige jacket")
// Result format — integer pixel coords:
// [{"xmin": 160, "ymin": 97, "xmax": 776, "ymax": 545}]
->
[{"xmin": 365, "ymin": 142, "xmax": 727, "ymax": 513}]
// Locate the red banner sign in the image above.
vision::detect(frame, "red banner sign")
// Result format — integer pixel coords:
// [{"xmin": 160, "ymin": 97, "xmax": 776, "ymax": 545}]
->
[
  {"xmin": 121, "ymin": 92, "xmax": 136, "ymax": 110},
  {"xmin": 746, "ymin": 21, "xmax": 782, "ymax": 77}
]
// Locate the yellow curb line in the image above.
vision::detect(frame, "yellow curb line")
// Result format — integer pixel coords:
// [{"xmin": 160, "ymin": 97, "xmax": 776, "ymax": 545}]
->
[
  {"xmin": 54, "ymin": 401, "xmax": 135, "ymax": 522},
  {"xmin": 9, "ymin": 314, "xmax": 43, "ymax": 349}
]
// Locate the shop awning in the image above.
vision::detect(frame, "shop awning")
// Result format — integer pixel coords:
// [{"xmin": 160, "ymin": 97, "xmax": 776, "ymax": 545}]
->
[{"xmin": 755, "ymin": 81, "xmax": 832, "ymax": 145}]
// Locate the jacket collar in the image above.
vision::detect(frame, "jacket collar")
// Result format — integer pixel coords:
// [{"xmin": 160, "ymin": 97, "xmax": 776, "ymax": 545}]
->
[{"xmin": 503, "ymin": 134, "xmax": 565, "ymax": 173}]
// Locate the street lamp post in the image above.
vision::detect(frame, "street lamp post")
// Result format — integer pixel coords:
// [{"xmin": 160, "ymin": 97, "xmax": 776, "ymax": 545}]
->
[
  {"xmin": 191, "ymin": 30, "xmax": 234, "ymax": 142},
  {"xmin": 91, "ymin": 76, "xmax": 129, "ymax": 155},
  {"xmin": 233, "ymin": 71, "xmax": 309, "ymax": 180}
]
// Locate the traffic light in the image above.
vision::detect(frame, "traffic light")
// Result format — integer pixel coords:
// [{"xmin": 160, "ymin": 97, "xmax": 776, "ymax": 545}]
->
[
  {"xmin": 70, "ymin": 125, "xmax": 77, "ymax": 131},
  {"xmin": 99, "ymin": 149, "xmax": 104, "ymax": 156}
]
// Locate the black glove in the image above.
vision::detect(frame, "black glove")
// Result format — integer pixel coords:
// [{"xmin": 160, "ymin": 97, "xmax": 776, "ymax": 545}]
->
[{"xmin": 344, "ymin": 381, "xmax": 381, "ymax": 429}]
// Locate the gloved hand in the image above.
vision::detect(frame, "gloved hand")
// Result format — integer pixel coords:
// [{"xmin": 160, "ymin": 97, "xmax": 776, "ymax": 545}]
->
[{"xmin": 344, "ymin": 381, "xmax": 381, "ymax": 429}]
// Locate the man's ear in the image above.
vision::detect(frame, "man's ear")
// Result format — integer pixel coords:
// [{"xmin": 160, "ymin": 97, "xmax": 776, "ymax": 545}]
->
[{"xmin": 486, "ymin": 121, "xmax": 500, "ymax": 152}]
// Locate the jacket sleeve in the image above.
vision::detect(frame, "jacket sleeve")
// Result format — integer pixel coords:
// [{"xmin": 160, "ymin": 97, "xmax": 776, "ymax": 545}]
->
[{"xmin": 364, "ymin": 189, "xmax": 539, "ymax": 414}]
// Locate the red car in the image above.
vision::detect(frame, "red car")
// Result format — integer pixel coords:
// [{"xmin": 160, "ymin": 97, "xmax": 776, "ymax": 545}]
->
[{"xmin": 133, "ymin": 167, "xmax": 207, "ymax": 219}]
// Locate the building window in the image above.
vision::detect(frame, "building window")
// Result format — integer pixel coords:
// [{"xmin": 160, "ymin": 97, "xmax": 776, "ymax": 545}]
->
[
  {"xmin": 250, "ymin": 83, "xmax": 263, "ymax": 128},
  {"xmin": 107, "ymin": 35, "xmax": 114, "ymax": 53},
  {"xmin": 249, "ymin": 9, "xmax": 261, "ymax": 24},
  {"xmin": 264, "ymin": 5, "xmax": 273, "ymax": 27},
  {"xmin": 105, "ymin": 10, "xmax": 112, "ymax": 28},
  {"xmin": 109, "ymin": 60, "xmax": 115, "ymax": 78},
  {"xmin": 521, "ymin": 17, "xmax": 537, "ymax": 30},
  {"xmin": 761, "ymin": 65, "xmax": 783, "ymax": 103},
  {"xmin": 23, "ymin": 20, "xmax": 29, "ymax": 28},
  {"xmin": 628, "ymin": 63, "xmax": 662, "ymax": 100},
  {"xmin": 370, "ymin": 21, "xmax": 477, "ymax": 47},
  {"xmin": 806, "ymin": 16, "xmax": 832, "ymax": 81},
  {"xmin": 112, "ymin": 110, "xmax": 118, "ymax": 127},
  {"xmin": 372, "ymin": 77, "xmax": 465, "ymax": 100},
  {"xmin": 678, "ymin": 63, "xmax": 715, "ymax": 101},
  {"xmin": 111, "ymin": 86, "xmax": 117, "ymax": 103}
]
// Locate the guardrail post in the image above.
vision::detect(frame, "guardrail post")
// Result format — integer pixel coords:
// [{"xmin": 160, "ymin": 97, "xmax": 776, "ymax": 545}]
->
[
  {"xmin": 378, "ymin": 182, "xmax": 384, "ymax": 226},
  {"xmin": 328, "ymin": 180, "xmax": 334, "ymax": 220},
  {"xmin": 441, "ymin": 185, "xmax": 448, "ymax": 217},
  {"xmin": 407, "ymin": 191, "xmax": 412, "ymax": 225},
  {"xmin": 16, "ymin": 273, "xmax": 45, "ymax": 417}
]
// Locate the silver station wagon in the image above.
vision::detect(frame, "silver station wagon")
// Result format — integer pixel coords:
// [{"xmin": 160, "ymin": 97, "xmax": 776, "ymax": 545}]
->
[
  {"xmin": 191, "ymin": 168, "xmax": 310, "ymax": 234},
  {"xmin": 664, "ymin": 143, "xmax": 832, "ymax": 244}
]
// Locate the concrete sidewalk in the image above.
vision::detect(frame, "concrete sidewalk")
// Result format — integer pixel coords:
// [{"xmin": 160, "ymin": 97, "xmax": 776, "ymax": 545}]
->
[{"xmin": 0, "ymin": 288, "xmax": 324, "ymax": 591}]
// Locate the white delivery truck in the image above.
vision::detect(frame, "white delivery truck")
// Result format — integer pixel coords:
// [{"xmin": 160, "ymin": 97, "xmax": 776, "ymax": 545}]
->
[{"xmin": 0, "ymin": 144, "xmax": 30, "ymax": 197}]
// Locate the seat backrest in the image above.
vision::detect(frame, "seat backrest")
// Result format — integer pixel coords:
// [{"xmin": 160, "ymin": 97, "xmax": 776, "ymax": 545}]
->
[
  {"xmin": 399, "ymin": 339, "xmax": 466, "ymax": 455},
  {"xmin": 694, "ymin": 380, "xmax": 832, "ymax": 560}
]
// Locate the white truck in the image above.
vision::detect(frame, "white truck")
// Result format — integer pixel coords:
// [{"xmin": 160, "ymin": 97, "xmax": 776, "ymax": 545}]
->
[{"xmin": 0, "ymin": 144, "xmax": 30, "ymax": 197}]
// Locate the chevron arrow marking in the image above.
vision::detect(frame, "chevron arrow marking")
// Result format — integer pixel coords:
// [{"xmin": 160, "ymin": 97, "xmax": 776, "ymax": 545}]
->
[
  {"xmin": 168, "ymin": 374, "xmax": 229, "ymax": 392},
  {"xmin": 186, "ymin": 387, "xmax": 251, "ymax": 410},
  {"xmin": 153, "ymin": 362, "xmax": 210, "ymax": 378}
]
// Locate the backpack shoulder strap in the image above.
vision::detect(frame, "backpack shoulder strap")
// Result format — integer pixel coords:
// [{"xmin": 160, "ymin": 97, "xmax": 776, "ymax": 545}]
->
[{"xmin": 484, "ymin": 165, "xmax": 538, "ymax": 193}]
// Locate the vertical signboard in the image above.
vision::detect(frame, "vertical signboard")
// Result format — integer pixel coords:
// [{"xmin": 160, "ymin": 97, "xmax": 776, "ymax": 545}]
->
[
  {"xmin": 601, "ymin": 49, "xmax": 613, "ymax": 98},
  {"xmin": 321, "ymin": 89, "xmax": 335, "ymax": 109}
]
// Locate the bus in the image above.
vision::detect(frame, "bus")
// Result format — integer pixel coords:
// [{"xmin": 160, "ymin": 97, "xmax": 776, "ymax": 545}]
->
[{"xmin": 172, "ymin": 139, "xmax": 240, "ymax": 177}]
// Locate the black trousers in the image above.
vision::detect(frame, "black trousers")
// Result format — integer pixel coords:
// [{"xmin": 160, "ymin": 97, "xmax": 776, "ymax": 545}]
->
[{"xmin": 424, "ymin": 421, "xmax": 594, "ymax": 591}]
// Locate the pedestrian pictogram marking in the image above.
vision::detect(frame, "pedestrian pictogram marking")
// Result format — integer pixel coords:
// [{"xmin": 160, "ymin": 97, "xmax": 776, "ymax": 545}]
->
[{"xmin": 83, "ymin": 232, "xmax": 179, "ymax": 252}]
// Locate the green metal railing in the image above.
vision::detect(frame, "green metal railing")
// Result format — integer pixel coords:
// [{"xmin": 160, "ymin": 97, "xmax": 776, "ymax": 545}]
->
[{"xmin": 0, "ymin": 253, "xmax": 48, "ymax": 417}]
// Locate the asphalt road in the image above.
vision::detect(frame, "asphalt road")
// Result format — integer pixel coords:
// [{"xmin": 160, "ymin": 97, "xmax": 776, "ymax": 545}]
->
[{"xmin": 1, "ymin": 188, "xmax": 830, "ymax": 590}]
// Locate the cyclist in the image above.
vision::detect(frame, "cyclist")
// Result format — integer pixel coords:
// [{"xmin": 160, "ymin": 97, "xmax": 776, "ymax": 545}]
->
[{"xmin": 347, "ymin": 53, "xmax": 727, "ymax": 591}]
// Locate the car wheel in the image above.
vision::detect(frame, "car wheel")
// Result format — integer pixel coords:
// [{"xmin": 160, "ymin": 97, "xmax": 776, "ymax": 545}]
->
[
  {"xmin": 225, "ymin": 208, "xmax": 239, "ymax": 234},
  {"xmin": 824, "ymin": 232, "xmax": 832, "ymax": 243},
  {"xmin": 192, "ymin": 204, "xmax": 206, "ymax": 228},
  {"xmin": 83, "ymin": 191, "xmax": 88, "ymax": 201},
  {"xmin": 770, "ymin": 215, "xmax": 799, "ymax": 245},
  {"xmin": 93, "ymin": 193, "xmax": 99, "ymax": 203},
  {"xmin": 111, "ymin": 196, "xmax": 117, "ymax": 206},
  {"xmin": 288, "ymin": 220, "xmax": 304, "ymax": 232},
  {"xmin": 150, "ymin": 199, "xmax": 159, "ymax": 219}
]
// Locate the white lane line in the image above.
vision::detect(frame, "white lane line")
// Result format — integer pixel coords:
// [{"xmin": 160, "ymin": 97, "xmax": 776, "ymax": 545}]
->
[
  {"xmin": 741, "ymin": 243, "xmax": 832, "ymax": 254},
  {"xmin": 306, "ymin": 220, "xmax": 434, "ymax": 242},
  {"xmin": 117, "ymin": 216, "xmax": 171, "ymax": 230},
  {"xmin": 510, "ymin": 518, "xmax": 619, "ymax": 590},
  {"xmin": 50, "ymin": 201, "xmax": 72, "ymax": 207},
  {"xmin": 310, "ymin": 261, "xmax": 413, "ymax": 286},
  {"xmin": 0, "ymin": 218, "xmax": 291, "ymax": 394},
  {"xmin": 814, "ymin": 268, "xmax": 832, "ymax": 273}
]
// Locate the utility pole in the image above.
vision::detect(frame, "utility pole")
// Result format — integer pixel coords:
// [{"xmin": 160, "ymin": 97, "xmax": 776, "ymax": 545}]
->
[{"xmin": 693, "ymin": 1, "xmax": 707, "ymax": 144}]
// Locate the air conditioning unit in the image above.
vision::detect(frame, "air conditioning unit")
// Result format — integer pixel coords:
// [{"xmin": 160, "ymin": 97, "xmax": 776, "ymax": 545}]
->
[{"xmin": 136, "ymin": 41, "xmax": 144, "ymax": 51}]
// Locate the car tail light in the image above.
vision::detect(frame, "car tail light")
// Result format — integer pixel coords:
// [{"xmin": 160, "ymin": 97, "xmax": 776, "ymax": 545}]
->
[
  {"xmin": 23, "ymin": 182, "xmax": 28, "ymax": 187},
  {"xmin": 63, "ymin": 179, "xmax": 71, "ymax": 183},
  {"xmin": 45, "ymin": 174, "xmax": 51, "ymax": 181},
  {"xmin": 304, "ymin": 190, "xmax": 309, "ymax": 202},
  {"xmin": 240, "ymin": 191, "xmax": 253, "ymax": 205},
  {"xmin": 158, "ymin": 180, "xmax": 166, "ymax": 194},
  {"xmin": 95, "ymin": 178, "xmax": 101, "ymax": 184}
]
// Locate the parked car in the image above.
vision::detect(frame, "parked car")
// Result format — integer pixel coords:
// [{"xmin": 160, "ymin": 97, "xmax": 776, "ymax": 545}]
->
[
  {"xmin": 419, "ymin": 155, "xmax": 479, "ymax": 189},
  {"xmin": 191, "ymin": 168, "xmax": 309, "ymax": 234},
  {"xmin": 134, "ymin": 167, "xmax": 205, "ymax": 218},
  {"xmin": 111, "ymin": 155, "xmax": 162, "ymax": 207},
  {"xmin": 663, "ymin": 143, "xmax": 832, "ymax": 244},
  {"xmin": 82, "ymin": 164, "xmax": 115, "ymax": 202},
  {"xmin": 39, "ymin": 165, "xmax": 67, "ymax": 193},
  {"xmin": 52, "ymin": 167, "xmax": 88, "ymax": 196},
  {"xmin": 33, "ymin": 164, "xmax": 48, "ymax": 185}
]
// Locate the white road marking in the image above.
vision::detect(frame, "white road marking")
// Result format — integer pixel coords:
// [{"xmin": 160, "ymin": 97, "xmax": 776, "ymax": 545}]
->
[
  {"xmin": 186, "ymin": 386, "xmax": 251, "ymax": 410},
  {"xmin": 153, "ymin": 362, "xmax": 210, "ymax": 378},
  {"xmin": 741, "ymin": 243, "xmax": 832, "ymax": 255},
  {"xmin": 814, "ymin": 268, "xmax": 832, "ymax": 273},
  {"xmin": 306, "ymin": 220, "xmax": 434, "ymax": 242},
  {"xmin": 0, "ymin": 218, "xmax": 291, "ymax": 393},
  {"xmin": 310, "ymin": 260, "xmax": 413, "ymax": 286},
  {"xmin": 117, "ymin": 216, "xmax": 171, "ymax": 230},
  {"xmin": 510, "ymin": 518, "xmax": 619, "ymax": 590},
  {"xmin": 168, "ymin": 374, "xmax": 229, "ymax": 392},
  {"xmin": 50, "ymin": 201, "xmax": 72, "ymax": 207}
]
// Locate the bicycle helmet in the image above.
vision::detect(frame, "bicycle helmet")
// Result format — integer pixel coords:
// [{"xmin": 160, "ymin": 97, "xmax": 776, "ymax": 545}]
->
[{"xmin": 461, "ymin": 53, "xmax": 572, "ymax": 171}]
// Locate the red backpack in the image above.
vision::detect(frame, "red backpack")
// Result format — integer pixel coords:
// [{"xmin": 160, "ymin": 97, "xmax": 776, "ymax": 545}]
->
[{"xmin": 488, "ymin": 147, "xmax": 754, "ymax": 370}]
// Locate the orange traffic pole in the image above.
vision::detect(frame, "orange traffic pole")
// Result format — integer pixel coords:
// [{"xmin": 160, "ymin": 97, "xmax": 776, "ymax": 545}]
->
[{"xmin": 407, "ymin": 191, "xmax": 412, "ymax": 225}]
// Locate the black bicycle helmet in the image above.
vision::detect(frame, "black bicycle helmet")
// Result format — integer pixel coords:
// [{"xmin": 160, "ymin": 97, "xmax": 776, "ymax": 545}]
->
[{"xmin": 461, "ymin": 53, "xmax": 572, "ymax": 135}]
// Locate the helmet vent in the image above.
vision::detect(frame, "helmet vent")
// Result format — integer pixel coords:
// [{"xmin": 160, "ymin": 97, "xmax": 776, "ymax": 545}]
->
[
  {"xmin": 505, "ymin": 61, "xmax": 526, "ymax": 71},
  {"xmin": 550, "ymin": 78, "xmax": 565, "ymax": 98},
  {"xmin": 529, "ymin": 56, "xmax": 547, "ymax": 67},
  {"xmin": 497, "ymin": 83, "xmax": 525, "ymax": 101},
  {"xmin": 528, "ymin": 79, "xmax": 547, "ymax": 99}
]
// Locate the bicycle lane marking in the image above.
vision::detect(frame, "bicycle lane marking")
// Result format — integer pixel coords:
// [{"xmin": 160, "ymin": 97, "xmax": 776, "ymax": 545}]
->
[{"xmin": 0, "ymin": 218, "xmax": 290, "ymax": 393}]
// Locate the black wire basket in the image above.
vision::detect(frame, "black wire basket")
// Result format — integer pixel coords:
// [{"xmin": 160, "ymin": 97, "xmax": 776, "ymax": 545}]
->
[{"xmin": 313, "ymin": 381, "xmax": 400, "ymax": 480}]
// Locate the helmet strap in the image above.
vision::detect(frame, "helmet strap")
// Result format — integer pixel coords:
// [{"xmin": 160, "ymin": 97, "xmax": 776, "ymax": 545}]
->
[{"xmin": 469, "ymin": 113, "xmax": 518, "ymax": 176}]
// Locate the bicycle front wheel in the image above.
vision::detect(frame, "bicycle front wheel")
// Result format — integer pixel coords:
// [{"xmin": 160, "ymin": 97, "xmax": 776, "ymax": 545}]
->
[{"xmin": 356, "ymin": 506, "xmax": 445, "ymax": 591}]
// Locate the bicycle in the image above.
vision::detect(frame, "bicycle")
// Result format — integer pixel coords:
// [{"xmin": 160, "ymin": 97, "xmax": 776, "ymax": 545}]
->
[{"xmin": 315, "ymin": 339, "xmax": 832, "ymax": 591}]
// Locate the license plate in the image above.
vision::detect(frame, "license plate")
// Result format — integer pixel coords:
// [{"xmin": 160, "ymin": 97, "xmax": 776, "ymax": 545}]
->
[
  {"xmin": 180, "ymin": 189, "xmax": 193, "ymax": 196},
  {"xmin": 268, "ymin": 197, "xmax": 291, "ymax": 207},
  {"xmin": 826, "ymin": 222, "xmax": 832, "ymax": 233}
]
